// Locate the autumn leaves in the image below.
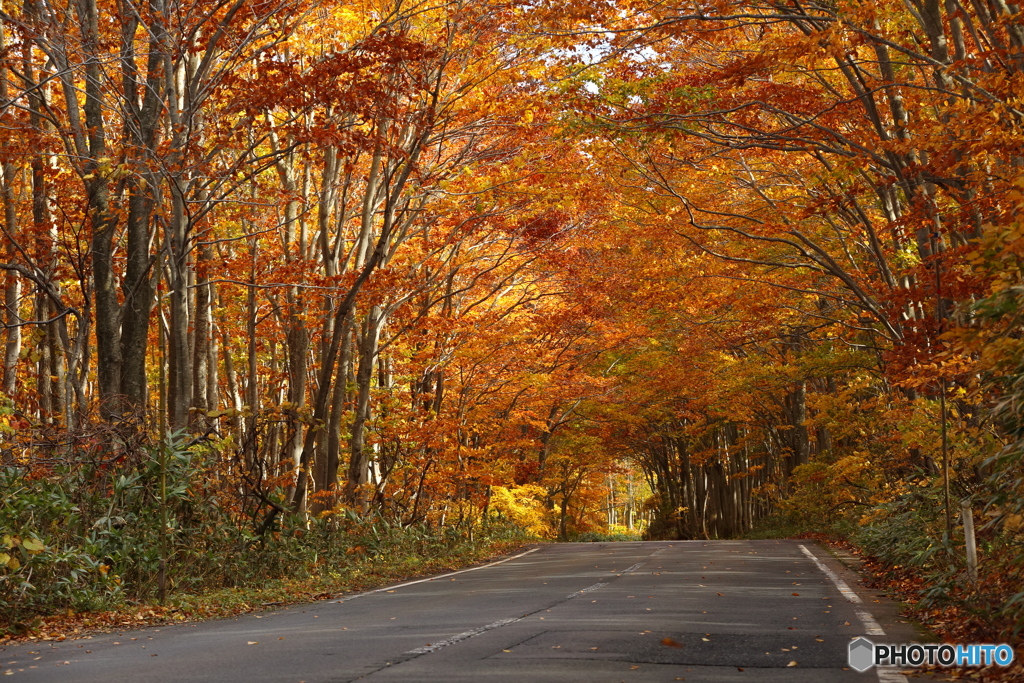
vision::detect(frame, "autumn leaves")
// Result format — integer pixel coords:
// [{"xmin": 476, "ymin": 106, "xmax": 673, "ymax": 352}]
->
[{"xmin": 0, "ymin": 0, "xmax": 1022, "ymax": 560}]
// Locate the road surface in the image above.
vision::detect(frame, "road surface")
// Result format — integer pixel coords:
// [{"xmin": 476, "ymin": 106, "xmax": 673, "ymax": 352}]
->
[{"xmin": 0, "ymin": 540, "xmax": 920, "ymax": 682}]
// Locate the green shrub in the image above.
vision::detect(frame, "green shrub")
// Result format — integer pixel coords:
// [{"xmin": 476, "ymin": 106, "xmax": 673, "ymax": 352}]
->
[
  {"xmin": 571, "ymin": 529, "xmax": 642, "ymax": 542},
  {"xmin": 1, "ymin": 431, "xmax": 536, "ymax": 630},
  {"xmin": 0, "ymin": 467, "xmax": 123, "ymax": 625}
]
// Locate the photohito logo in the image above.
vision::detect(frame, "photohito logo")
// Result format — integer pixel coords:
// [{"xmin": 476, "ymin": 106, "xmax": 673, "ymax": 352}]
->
[{"xmin": 848, "ymin": 637, "xmax": 1016, "ymax": 672}]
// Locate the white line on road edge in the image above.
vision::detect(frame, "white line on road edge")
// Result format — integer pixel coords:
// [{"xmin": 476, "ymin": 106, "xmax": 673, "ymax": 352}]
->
[
  {"xmin": 336, "ymin": 547, "xmax": 541, "ymax": 603},
  {"xmin": 406, "ymin": 617, "xmax": 522, "ymax": 654},
  {"xmin": 876, "ymin": 668, "xmax": 910, "ymax": 683},
  {"xmin": 798, "ymin": 544, "xmax": 862, "ymax": 603},
  {"xmin": 798, "ymin": 545, "xmax": 906, "ymax": 683},
  {"xmin": 855, "ymin": 608, "xmax": 887, "ymax": 636}
]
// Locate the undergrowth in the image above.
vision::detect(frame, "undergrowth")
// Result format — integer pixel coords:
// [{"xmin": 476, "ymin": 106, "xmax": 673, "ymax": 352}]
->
[
  {"xmin": 571, "ymin": 529, "xmax": 643, "ymax": 542},
  {"xmin": 765, "ymin": 472, "xmax": 1024, "ymax": 675},
  {"xmin": 0, "ymin": 433, "xmax": 534, "ymax": 639}
]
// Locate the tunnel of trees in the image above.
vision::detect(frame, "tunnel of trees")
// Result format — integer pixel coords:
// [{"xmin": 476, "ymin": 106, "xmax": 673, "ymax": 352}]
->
[{"xmin": 1, "ymin": 0, "xmax": 1022, "ymax": 641}]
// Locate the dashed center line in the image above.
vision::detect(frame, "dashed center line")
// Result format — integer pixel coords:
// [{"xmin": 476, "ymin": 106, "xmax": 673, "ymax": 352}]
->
[
  {"xmin": 406, "ymin": 617, "xmax": 522, "ymax": 655},
  {"xmin": 403, "ymin": 581, "xmax": 610, "ymax": 657},
  {"xmin": 567, "ymin": 581, "xmax": 609, "ymax": 599}
]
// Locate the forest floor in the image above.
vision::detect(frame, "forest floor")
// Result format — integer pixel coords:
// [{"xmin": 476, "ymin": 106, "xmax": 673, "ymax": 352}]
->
[{"xmin": 808, "ymin": 533, "xmax": 1023, "ymax": 682}]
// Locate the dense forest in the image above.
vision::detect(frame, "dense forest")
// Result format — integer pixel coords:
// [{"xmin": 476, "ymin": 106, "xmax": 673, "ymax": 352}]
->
[{"xmin": 1, "ymin": 0, "xmax": 1023, "ymax": 645}]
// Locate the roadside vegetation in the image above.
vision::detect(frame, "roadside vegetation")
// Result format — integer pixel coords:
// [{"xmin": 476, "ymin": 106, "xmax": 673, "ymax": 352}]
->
[{"xmin": 0, "ymin": 433, "xmax": 532, "ymax": 640}]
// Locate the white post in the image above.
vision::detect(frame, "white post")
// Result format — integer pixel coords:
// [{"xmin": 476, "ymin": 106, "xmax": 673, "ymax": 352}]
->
[{"xmin": 961, "ymin": 499, "xmax": 978, "ymax": 585}]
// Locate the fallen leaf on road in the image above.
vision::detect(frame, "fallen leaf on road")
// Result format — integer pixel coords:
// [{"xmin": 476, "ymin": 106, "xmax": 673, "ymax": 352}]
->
[
  {"xmin": 787, "ymin": 661, "xmax": 798, "ymax": 667},
  {"xmin": 661, "ymin": 637, "xmax": 683, "ymax": 648},
  {"xmin": 247, "ymin": 641, "xmax": 258, "ymax": 645},
  {"xmin": 792, "ymin": 593, "xmax": 800, "ymax": 596}
]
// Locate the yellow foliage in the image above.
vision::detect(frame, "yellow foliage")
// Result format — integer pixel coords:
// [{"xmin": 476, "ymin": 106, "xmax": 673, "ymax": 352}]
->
[
  {"xmin": 489, "ymin": 485, "xmax": 555, "ymax": 538},
  {"xmin": 781, "ymin": 455, "xmax": 881, "ymax": 525}
]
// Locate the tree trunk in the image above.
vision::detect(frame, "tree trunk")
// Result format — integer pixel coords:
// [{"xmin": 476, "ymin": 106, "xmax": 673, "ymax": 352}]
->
[
  {"xmin": 345, "ymin": 305, "xmax": 383, "ymax": 508},
  {"xmin": 1, "ymin": 162, "xmax": 20, "ymax": 398}
]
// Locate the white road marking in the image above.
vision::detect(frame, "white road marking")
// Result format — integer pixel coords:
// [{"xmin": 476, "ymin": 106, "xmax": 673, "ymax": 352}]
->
[
  {"xmin": 620, "ymin": 562, "xmax": 645, "ymax": 573},
  {"xmin": 798, "ymin": 545, "xmax": 907, "ymax": 683},
  {"xmin": 406, "ymin": 580, "xmax": 609, "ymax": 656},
  {"xmin": 855, "ymin": 608, "xmax": 887, "ymax": 636},
  {"xmin": 876, "ymin": 668, "xmax": 909, "ymax": 682},
  {"xmin": 336, "ymin": 547, "xmax": 541, "ymax": 603},
  {"xmin": 567, "ymin": 582, "xmax": 608, "ymax": 599},
  {"xmin": 798, "ymin": 544, "xmax": 862, "ymax": 603},
  {"xmin": 406, "ymin": 617, "xmax": 522, "ymax": 655}
]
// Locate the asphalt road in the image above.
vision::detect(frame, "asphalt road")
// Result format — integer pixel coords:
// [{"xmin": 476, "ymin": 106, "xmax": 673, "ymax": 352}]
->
[{"xmin": 1, "ymin": 540, "xmax": 919, "ymax": 682}]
